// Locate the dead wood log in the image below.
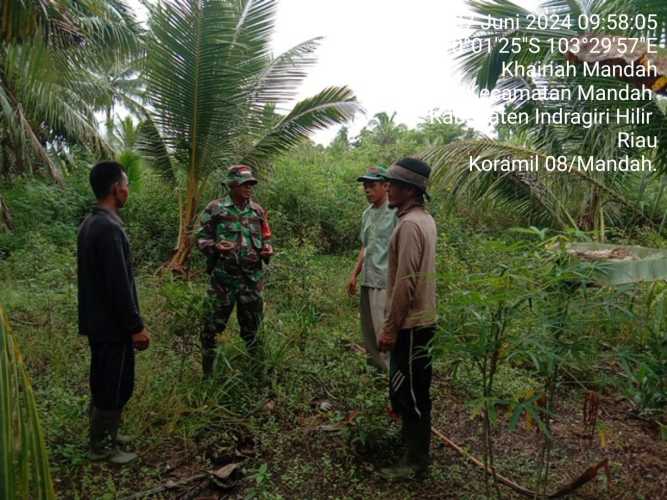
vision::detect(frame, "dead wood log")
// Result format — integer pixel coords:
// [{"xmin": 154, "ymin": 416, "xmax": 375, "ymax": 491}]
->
[{"xmin": 431, "ymin": 426, "xmax": 610, "ymax": 498}]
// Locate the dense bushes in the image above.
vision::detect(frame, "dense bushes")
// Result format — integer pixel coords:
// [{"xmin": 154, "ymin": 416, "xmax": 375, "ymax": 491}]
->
[
  {"xmin": 0, "ymin": 164, "xmax": 179, "ymax": 270},
  {"xmin": 2, "ymin": 140, "xmax": 667, "ymax": 498},
  {"xmin": 0, "ymin": 174, "xmax": 89, "ymax": 258},
  {"xmin": 258, "ymin": 146, "xmax": 372, "ymax": 254},
  {"xmin": 123, "ymin": 170, "xmax": 179, "ymax": 268}
]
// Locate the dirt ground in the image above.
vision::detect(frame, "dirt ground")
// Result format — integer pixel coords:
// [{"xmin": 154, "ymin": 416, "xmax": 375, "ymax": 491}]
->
[{"xmin": 80, "ymin": 373, "xmax": 666, "ymax": 500}]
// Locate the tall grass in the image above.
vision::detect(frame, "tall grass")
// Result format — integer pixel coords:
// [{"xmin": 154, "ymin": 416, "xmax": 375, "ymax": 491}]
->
[{"xmin": 0, "ymin": 306, "xmax": 56, "ymax": 500}]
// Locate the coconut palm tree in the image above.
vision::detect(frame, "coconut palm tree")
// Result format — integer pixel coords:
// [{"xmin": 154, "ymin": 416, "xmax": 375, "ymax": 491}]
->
[
  {"xmin": 141, "ymin": 0, "xmax": 360, "ymax": 271},
  {"xmin": 366, "ymin": 111, "xmax": 407, "ymax": 145},
  {"xmin": 566, "ymin": 0, "xmax": 667, "ymax": 97},
  {"xmin": 95, "ymin": 56, "xmax": 147, "ymax": 144},
  {"xmin": 426, "ymin": 131, "xmax": 650, "ymax": 229},
  {"xmin": 428, "ymin": 0, "xmax": 667, "ymax": 237},
  {"xmin": 0, "ymin": 0, "xmax": 142, "ymax": 183}
]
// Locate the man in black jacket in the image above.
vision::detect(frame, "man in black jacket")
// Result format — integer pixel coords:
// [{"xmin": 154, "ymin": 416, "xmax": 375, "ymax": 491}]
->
[{"xmin": 78, "ymin": 160, "xmax": 150, "ymax": 464}]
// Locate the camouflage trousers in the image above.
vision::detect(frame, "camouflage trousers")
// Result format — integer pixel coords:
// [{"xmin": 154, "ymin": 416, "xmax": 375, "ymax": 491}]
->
[{"xmin": 201, "ymin": 280, "xmax": 264, "ymax": 377}]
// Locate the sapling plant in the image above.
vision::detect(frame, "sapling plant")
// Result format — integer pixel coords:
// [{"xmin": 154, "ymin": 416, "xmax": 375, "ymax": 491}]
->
[
  {"xmin": 439, "ymin": 239, "xmax": 537, "ymax": 498},
  {"xmin": 523, "ymin": 233, "xmax": 607, "ymax": 497},
  {"xmin": 160, "ymin": 279, "xmax": 206, "ymax": 381}
]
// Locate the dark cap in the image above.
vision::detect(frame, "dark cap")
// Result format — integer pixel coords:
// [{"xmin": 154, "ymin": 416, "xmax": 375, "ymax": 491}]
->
[
  {"xmin": 356, "ymin": 165, "xmax": 388, "ymax": 182},
  {"xmin": 382, "ymin": 158, "xmax": 431, "ymax": 193}
]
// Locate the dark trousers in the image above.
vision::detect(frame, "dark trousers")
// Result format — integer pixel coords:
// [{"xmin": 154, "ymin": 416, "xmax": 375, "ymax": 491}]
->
[
  {"xmin": 389, "ymin": 326, "xmax": 435, "ymax": 421},
  {"xmin": 89, "ymin": 341, "xmax": 135, "ymax": 411}
]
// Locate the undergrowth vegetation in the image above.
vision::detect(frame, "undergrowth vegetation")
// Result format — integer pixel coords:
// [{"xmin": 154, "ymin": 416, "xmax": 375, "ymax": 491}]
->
[
  {"xmin": 2, "ymin": 147, "xmax": 667, "ymax": 497},
  {"xmin": 3, "ymin": 0, "xmax": 667, "ymax": 497}
]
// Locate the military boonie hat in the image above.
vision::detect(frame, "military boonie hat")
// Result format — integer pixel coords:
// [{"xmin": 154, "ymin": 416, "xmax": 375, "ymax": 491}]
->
[
  {"xmin": 356, "ymin": 165, "xmax": 388, "ymax": 182},
  {"xmin": 382, "ymin": 157, "xmax": 431, "ymax": 197},
  {"xmin": 225, "ymin": 164, "xmax": 257, "ymax": 186}
]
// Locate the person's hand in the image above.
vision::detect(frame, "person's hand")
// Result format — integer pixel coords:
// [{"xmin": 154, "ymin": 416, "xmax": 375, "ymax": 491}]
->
[
  {"xmin": 132, "ymin": 329, "xmax": 150, "ymax": 351},
  {"xmin": 216, "ymin": 241, "xmax": 234, "ymax": 255},
  {"xmin": 260, "ymin": 244, "xmax": 274, "ymax": 259},
  {"xmin": 378, "ymin": 329, "xmax": 396, "ymax": 352},
  {"xmin": 347, "ymin": 274, "xmax": 357, "ymax": 296}
]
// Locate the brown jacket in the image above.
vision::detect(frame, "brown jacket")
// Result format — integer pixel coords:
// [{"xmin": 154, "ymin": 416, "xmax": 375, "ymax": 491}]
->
[{"xmin": 383, "ymin": 202, "xmax": 437, "ymax": 338}]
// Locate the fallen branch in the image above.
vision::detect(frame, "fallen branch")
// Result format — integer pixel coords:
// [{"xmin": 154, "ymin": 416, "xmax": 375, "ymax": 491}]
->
[
  {"xmin": 347, "ymin": 342, "xmax": 366, "ymax": 355},
  {"xmin": 431, "ymin": 426, "xmax": 610, "ymax": 498},
  {"xmin": 431, "ymin": 427, "xmax": 535, "ymax": 497},
  {"xmin": 548, "ymin": 459, "xmax": 609, "ymax": 498},
  {"xmin": 117, "ymin": 473, "xmax": 208, "ymax": 500}
]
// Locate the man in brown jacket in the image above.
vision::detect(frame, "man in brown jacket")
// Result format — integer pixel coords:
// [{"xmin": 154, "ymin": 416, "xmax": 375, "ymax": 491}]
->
[{"xmin": 378, "ymin": 157, "xmax": 437, "ymax": 480}]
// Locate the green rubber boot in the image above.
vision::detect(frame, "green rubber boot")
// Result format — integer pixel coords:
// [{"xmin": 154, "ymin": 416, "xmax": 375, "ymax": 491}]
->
[
  {"xmin": 107, "ymin": 447, "xmax": 138, "ymax": 465},
  {"xmin": 115, "ymin": 433, "xmax": 132, "ymax": 445},
  {"xmin": 91, "ymin": 401, "xmax": 131, "ymax": 444},
  {"xmin": 89, "ymin": 407, "xmax": 137, "ymax": 464},
  {"xmin": 107, "ymin": 409, "xmax": 137, "ymax": 464}
]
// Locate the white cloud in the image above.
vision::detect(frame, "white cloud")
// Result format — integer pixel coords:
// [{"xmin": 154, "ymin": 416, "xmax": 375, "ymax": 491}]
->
[
  {"xmin": 271, "ymin": 0, "xmax": 542, "ymax": 143},
  {"xmin": 127, "ymin": 0, "xmax": 543, "ymax": 144}
]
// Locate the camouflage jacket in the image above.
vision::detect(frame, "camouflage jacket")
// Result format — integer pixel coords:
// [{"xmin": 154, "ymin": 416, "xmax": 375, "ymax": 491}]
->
[{"xmin": 197, "ymin": 196, "xmax": 270, "ymax": 287}]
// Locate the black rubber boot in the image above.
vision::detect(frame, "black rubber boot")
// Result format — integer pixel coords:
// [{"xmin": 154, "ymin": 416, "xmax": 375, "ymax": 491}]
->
[
  {"xmin": 408, "ymin": 417, "xmax": 431, "ymax": 479},
  {"xmin": 201, "ymin": 346, "xmax": 215, "ymax": 379},
  {"xmin": 379, "ymin": 417, "xmax": 431, "ymax": 481}
]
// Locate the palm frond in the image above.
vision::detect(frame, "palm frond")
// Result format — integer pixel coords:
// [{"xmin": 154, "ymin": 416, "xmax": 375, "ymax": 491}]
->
[
  {"xmin": 1, "ymin": 0, "xmax": 71, "ymax": 44},
  {"xmin": 63, "ymin": 0, "xmax": 142, "ymax": 64},
  {"xmin": 0, "ymin": 0, "xmax": 141, "ymax": 178},
  {"xmin": 458, "ymin": 0, "xmax": 576, "ymax": 91},
  {"xmin": 426, "ymin": 137, "xmax": 575, "ymax": 226},
  {"xmin": 247, "ymin": 37, "xmax": 321, "ymax": 106},
  {"xmin": 145, "ymin": 0, "xmax": 265, "ymax": 170},
  {"xmin": 0, "ymin": 306, "xmax": 56, "ymax": 500},
  {"xmin": 243, "ymin": 86, "xmax": 360, "ymax": 167},
  {"xmin": 136, "ymin": 116, "xmax": 176, "ymax": 185},
  {"xmin": 0, "ymin": 76, "xmax": 64, "ymax": 184},
  {"xmin": 427, "ymin": 136, "xmax": 649, "ymax": 227},
  {"xmin": 6, "ymin": 43, "xmax": 107, "ymax": 149}
]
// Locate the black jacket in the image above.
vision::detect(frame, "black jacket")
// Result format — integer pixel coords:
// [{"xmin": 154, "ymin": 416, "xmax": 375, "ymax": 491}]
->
[{"xmin": 77, "ymin": 206, "xmax": 144, "ymax": 342}]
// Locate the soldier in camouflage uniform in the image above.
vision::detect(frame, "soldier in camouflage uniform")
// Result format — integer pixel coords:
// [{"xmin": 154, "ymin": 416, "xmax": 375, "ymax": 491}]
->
[{"xmin": 196, "ymin": 165, "xmax": 273, "ymax": 378}]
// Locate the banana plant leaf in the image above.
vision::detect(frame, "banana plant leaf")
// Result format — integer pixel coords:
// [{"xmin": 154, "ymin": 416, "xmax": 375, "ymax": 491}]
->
[{"xmin": 565, "ymin": 242, "xmax": 667, "ymax": 286}]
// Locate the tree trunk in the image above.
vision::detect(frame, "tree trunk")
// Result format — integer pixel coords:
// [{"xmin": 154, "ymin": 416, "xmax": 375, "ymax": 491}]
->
[
  {"xmin": 578, "ymin": 188, "xmax": 600, "ymax": 233},
  {"xmin": 0, "ymin": 195, "xmax": 14, "ymax": 232},
  {"xmin": 164, "ymin": 170, "xmax": 201, "ymax": 273},
  {"xmin": 1, "ymin": 79, "xmax": 63, "ymax": 185}
]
